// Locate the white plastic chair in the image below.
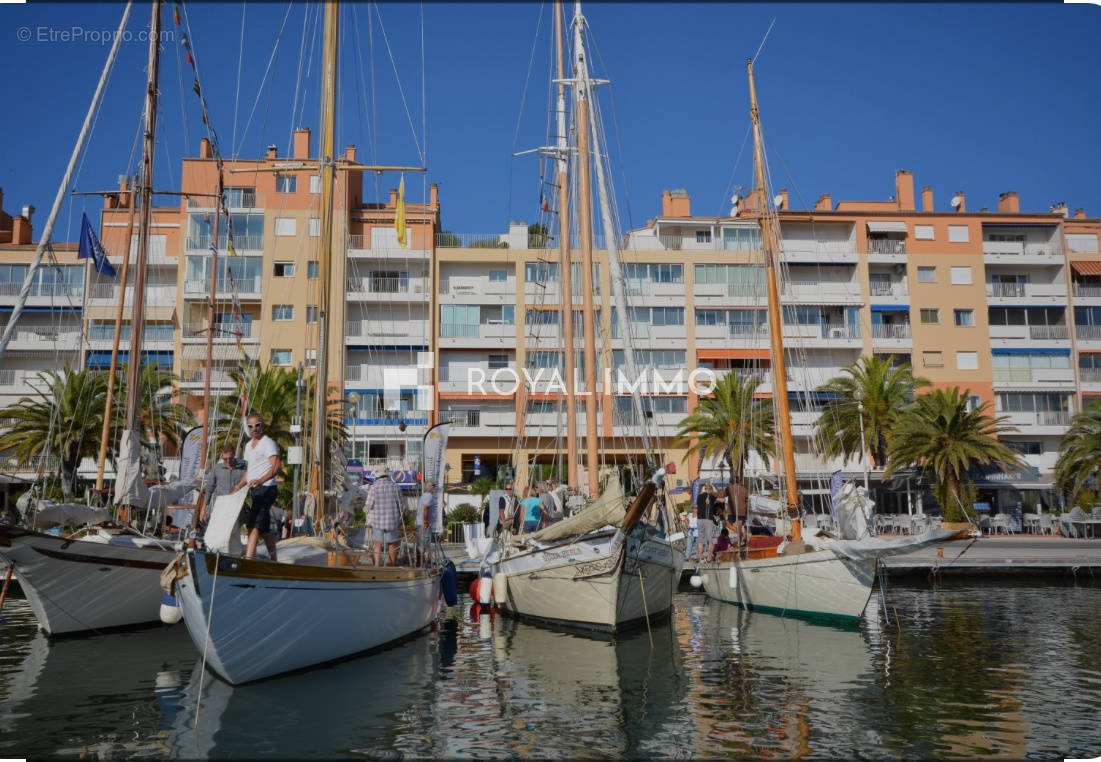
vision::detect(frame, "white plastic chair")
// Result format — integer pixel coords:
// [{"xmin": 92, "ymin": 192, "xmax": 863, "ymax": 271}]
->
[{"xmin": 1039, "ymin": 514, "xmax": 1054, "ymax": 535}]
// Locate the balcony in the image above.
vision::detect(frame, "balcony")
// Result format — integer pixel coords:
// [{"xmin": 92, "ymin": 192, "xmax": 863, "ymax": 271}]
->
[
  {"xmin": 347, "ymin": 232, "xmax": 430, "ymax": 259},
  {"xmin": 983, "ymin": 240, "xmax": 1063, "ymax": 265},
  {"xmin": 435, "ymin": 232, "xmax": 557, "ymax": 250},
  {"xmin": 439, "ymin": 323, "xmax": 517, "ymax": 348},
  {"xmin": 345, "ymin": 276, "xmax": 426, "ymax": 300},
  {"xmin": 179, "ymin": 368, "xmax": 235, "ymax": 388},
  {"xmin": 186, "ymin": 235, "xmax": 264, "ymax": 252},
  {"xmin": 1029, "ymin": 324, "xmax": 1068, "ymax": 340},
  {"xmin": 989, "ymin": 323, "xmax": 1070, "ymax": 346},
  {"xmin": 0, "ymin": 281, "xmax": 84, "ymax": 302},
  {"xmin": 986, "ymin": 282, "xmax": 1067, "ymax": 304},
  {"xmin": 1077, "ymin": 324, "xmax": 1101, "ymax": 343},
  {"xmin": 345, "ymin": 320, "xmax": 427, "ymax": 345},
  {"xmin": 1, "ymin": 327, "xmax": 83, "ymax": 352},
  {"xmin": 872, "ymin": 323, "xmax": 912, "ymax": 340},
  {"xmin": 782, "ymin": 323, "xmax": 861, "ymax": 347},
  {"xmin": 1001, "ymin": 410, "xmax": 1072, "ymax": 433},
  {"xmin": 865, "ymin": 238, "xmax": 907, "ymax": 263},
  {"xmin": 89, "ymin": 283, "xmax": 177, "ymax": 306},
  {"xmin": 992, "ymin": 367, "xmax": 1075, "ymax": 386},
  {"xmin": 780, "ymin": 239, "xmax": 859, "ymax": 265},
  {"xmin": 692, "ymin": 282, "xmax": 768, "ymax": 304},
  {"xmin": 1073, "ymin": 284, "xmax": 1101, "ymax": 302},
  {"xmin": 182, "ymin": 321, "xmax": 255, "ymax": 341},
  {"xmin": 184, "ymin": 277, "xmax": 262, "ymax": 300},
  {"xmin": 1080, "ymin": 367, "xmax": 1101, "ymax": 392},
  {"xmin": 782, "ymin": 280, "xmax": 861, "ymax": 305},
  {"xmin": 439, "ymin": 276, "xmax": 517, "ymax": 301}
]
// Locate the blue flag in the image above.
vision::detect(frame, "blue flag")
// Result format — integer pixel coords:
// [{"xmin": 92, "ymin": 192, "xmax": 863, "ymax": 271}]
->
[{"xmin": 78, "ymin": 213, "xmax": 117, "ymax": 278}]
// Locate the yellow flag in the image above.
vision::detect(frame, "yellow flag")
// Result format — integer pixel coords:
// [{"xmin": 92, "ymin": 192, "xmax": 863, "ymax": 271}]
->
[{"xmin": 395, "ymin": 174, "xmax": 407, "ymax": 249}]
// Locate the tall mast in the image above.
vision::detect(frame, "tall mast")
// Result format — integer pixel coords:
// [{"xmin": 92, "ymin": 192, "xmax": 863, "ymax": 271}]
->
[
  {"xmin": 311, "ymin": 0, "xmax": 339, "ymax": 513},
  {"xmin": 198, "ymin": 172, "xmax": 224, "ymax": 477},
  {"xmin": 747, "ymin": 58, "xmax": 800, "ymax": 536},
  {"xmin": 572, "ymin": 3, "xmax": 599, "ymax": 497},
  {"xmin": 122, "ymin": 0, "xmax": 162, "ymax": 436},
  {"xmin": 555, "ymin": 0, "xmax": 578, "ymax": 491},
  {"xmin": 94, "ymin": 182, "xmax": 137, "ymax": 492}
]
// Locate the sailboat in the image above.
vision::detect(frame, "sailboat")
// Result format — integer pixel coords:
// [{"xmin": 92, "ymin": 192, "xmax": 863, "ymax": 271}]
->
[
  {"xmin": 172, "ymin": 0, "xmax": 442, "ymax": 685},
  {"xmin": 695, "ymin": 58, "xmax": 958, "ymax": 622},
  {"xmin": 0, "ymin": 1, "xmax": 198, "ymax": 636},
  {"xmin": 491, "ymin": 2, "xmax": 685, "ymax": 632}
]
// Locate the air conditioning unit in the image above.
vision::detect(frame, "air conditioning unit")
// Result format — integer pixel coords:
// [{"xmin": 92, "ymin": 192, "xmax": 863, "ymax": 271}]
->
[{"xmin": 829, "ymin": 327, "xmax": 845, "ymax": 339}]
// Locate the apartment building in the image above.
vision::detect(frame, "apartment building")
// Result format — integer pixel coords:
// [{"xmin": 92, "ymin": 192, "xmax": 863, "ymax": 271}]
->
[{"xmin": 2, "ymin": 160, "xmax": 1100, "ymax": 513}]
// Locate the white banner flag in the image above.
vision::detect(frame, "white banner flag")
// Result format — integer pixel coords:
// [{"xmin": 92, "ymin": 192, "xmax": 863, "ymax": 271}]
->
[{"xmin": 423, "ymin": 422, "xmax": 451, "ymax": 533}]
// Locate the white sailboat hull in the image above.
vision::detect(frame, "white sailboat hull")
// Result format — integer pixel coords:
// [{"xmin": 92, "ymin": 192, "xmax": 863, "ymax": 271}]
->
[
  {"xmin": 0, "ymin": 525, "xmax": 174, "ymax": 635},
  {"xmin": 498, "ymin": 530, "xmax": 684, "ymax": 631},
  {"xmin": 176, "ymin": 550, "xmax": 442, "ymax": 684},
  {"xmin": 699, "ymin": 549, "xmax": 877, "ymax": 622}
]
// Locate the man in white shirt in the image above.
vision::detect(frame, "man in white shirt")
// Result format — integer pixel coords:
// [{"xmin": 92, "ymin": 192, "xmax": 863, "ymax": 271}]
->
[{"xmin": 235, "ymin": 413, "xmax": 281, "ymax": 561}]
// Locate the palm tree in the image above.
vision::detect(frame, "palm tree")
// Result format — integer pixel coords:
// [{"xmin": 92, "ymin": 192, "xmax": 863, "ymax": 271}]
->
[
  {"xmin": 1055, "ymin": 399, "xmax": 1101, "ymax": 502},
  {"xmin": 884, "ymin": 387, "xmax": 1025, "ymax": 522},
  {"xmin": 213, "ymin": 364, "xmax": 347, "ymax": 460},
  {"xmin": 0, "ymin": 368, "xmax": 107, "ymax": 496},
  {"xmin": 0, "ymin": 363, "xmax": 194, "ymax": 495},
  {"xmin": 674, "ymin": 372, "xmax": 774, "ymax": 484},
  {"xmin": 814, "ymin": 355, "xmax": 929, "ymax": 467}
]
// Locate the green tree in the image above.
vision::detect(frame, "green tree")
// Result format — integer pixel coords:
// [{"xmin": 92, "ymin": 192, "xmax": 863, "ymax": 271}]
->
[
  {"xmin": 470, "ymin": 476, "xmax": 495, "ymax": 512},
  {"xmin": 213, "ymin": 364, "xmax": 347, "ymax": 465},
  {"xmin": 813, "ymin": 355, "xmax": 928, "ymax": 468},
  {"xmin": 436, "ymin": 230, "xmax": 461, "ymax": 248},
  {"xmin": 0, "ymin": 363, "xmax": 193, "ymax": 496},
  {"xmin": 1055, "ymin": 399, "xmax": 1101, "ymax": 503},
  {"xmin": 674, "ymin": 372, "xmax": 774, "ymax": 483},
  {"xmin": 884, "ymin": 387, "xmax": 1024, "ymax": 521}
]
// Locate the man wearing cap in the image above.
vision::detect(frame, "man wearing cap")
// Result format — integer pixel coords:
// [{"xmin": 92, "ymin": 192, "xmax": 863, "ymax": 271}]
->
[{"xmin": 366, "ymin": 466, "xmax": 404, "ymax": 566}]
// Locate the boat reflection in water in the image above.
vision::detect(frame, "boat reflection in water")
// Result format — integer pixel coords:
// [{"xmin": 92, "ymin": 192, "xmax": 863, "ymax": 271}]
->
[
  {"xmin": 426, "ymin": 603, "xmax": 688, "ymax": 758},
  {"xmin": 167, "ymin": 628, "xmax": 437, "ymax": 758},
  {"xmin": 680, "ymin": 597, "xmax": 881, "ymax": 758},
  {"xmin": 0, "ymin": 612, "xmax": 195, "ymax": 758}
]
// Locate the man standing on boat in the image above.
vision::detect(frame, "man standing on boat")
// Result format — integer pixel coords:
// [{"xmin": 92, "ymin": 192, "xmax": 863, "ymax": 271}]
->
[
  {"xmin": 198, "ymin": 445, "xmax": 245, "ymax": 525},
  {"xmin": 235, "ymin": 414, "xmax": 280, "ymax": 561},
  {"xmin": 366, "ymin": 467, "xmax": 403, "ymax": 567},
  {"xmin": 694, "ymin": 483, "xmax": 717, "ymax": 562}
]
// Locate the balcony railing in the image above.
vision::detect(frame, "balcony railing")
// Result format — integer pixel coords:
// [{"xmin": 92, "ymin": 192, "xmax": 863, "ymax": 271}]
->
[
  {"xmin": 183, "ymin": 321, "xmax": 254, "ymax": 339},
  {"xmin": 2, "ymin": 454, "xmax": 60, "ymax": 472},
  {"xmin": 988, "ymin": 282, "xmax": 1027, "ymax": 298},
  {"xmin": 446, "ymin": 410, "xmax": 481, "ymax": 427},
  {"xmin": 184, "ymin": 277, "xmax": 262, "ymax": 296},
  {"xmin": 346, "ymin": 277, "xmax": 410, "ymax": 294},
  {"xmin": 1074, "ymin": 285, "xmax": 1101, "ymax": 298},
  {"xmin": 869, "ymin": 281, "xmax": 903, "ymax": 296},
  {"xmin": 1080, "ymin": 368, "xmax": 1101, "ymax": 383},
  {"xmin": 181, "ymin": 369, "xmax": 234, "ymax": 384},
  {"xmin": 1028, "ymin": 324, "xmax": 1068, "ymax": 340},
  {"xmin": 0, "ymin": 282, "xmax": 84, "ymax": 299},
  {"xmin": 1037, "ymin": 411, "xmax": 1070, "ymax": 426},
  {"xmin": 729, "ymin": 323, "xmax": 768, "ymax": 338},
  {"xmin": 0, "ymin": 369, "xmax": 18, "ymax": 386},
  {"xmin": 185, "ymin": 235, "xmax": 264, "ymax": 251},
  {"xmin": 872, "ymin": 323, "xmax": 912, "ymax": 339},
  {"xmin": 867, "ymin": 239, "xmax": 907, "ymax": 255},
  {"xmin": 992, "ymin": 367, "xmax": 1034, "ymax": 382},
  {"xmin": 1077, "ymin": 324, "xmax": 1101, "ymax": 340}
]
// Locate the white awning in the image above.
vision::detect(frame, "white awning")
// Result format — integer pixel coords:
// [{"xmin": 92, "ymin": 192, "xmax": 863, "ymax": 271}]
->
[{"xmin": 867, "ymin": 221, "xmax": 908, "ymax": 233}]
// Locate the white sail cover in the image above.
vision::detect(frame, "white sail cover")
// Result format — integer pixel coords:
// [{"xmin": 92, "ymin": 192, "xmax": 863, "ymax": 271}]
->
[
  {"xmin": 22, "ymin": 500, "xmax": 109, "ymax": 529},
  {"xmin": 834, "ymin": 482, "xmax": 873, "ymax": 540},
  {"xmin": 113, "ymin": 429, "xmax": 150, "ymax": 509},
  {"xmin": 204, "ymin": 489, "xmax": 247, "ymax": 555},
  {"xmin": 812, "ymin": 527, "xmax": 961, "ymax": 561}
]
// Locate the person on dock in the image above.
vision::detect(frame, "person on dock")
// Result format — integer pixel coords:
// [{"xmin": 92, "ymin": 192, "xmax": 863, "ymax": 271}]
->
[
  {"xmin": 521, "ymin": 487, "xmax": 544, "ymax": 533},
  {"xmin": 540, "ymin": 481, "xmax": 560, "ymax": 525},
  {"xmin": 366, "ymin": 467, "xmax": 403, "ymax": 567},
  {"xmin": 199, "ymin": 445, "xmax": 245, "ymax": 524},
  {"xmin": 417, "ymin": 481, "xmax": 438, "ymax": 565},
  {"xmin": 235, "ymin": 414, "xmax": 280, "ymax": 562}
]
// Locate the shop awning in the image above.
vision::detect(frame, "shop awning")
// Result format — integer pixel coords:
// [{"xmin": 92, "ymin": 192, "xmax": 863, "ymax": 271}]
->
[
  {"xmin": 697, "ymin": 348, "xmax": 770, "ymax": 360},
  {"xmin": 866, "ymin": 221, "xmax": 908, "ymax": 233},
  {"xmin": 1071, "ymin": 260, "xmax": 1101, "ymax": 275}
]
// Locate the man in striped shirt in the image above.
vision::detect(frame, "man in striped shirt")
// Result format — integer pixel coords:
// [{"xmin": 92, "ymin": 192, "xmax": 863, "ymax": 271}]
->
[{"xmin": 366, "ymin": 468, "xmax": 404, "ymax": 566}]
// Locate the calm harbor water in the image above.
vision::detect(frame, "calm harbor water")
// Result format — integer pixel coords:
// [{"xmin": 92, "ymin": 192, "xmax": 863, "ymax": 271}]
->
[{"xmin": 1, "ymin": 579, "xmax": 1099, "ymax": 759}]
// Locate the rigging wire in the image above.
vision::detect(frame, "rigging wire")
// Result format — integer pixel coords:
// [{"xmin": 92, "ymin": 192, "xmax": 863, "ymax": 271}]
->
[
  {"xmin": 231, "ymin": 0, "xmax": 247, "ymax": 153},
  {"xmin": 229, "ymin": 1, "xmax": 292, "ymax": 159},
  {"xmin": 371, "ymin": 2, "xmax": 424, "ymax": 164}
]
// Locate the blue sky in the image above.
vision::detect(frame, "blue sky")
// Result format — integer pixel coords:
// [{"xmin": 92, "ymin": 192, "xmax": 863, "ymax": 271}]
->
[{"xmin": 1, "ymin": 2, "xmax": 1099, "ymax": 244}]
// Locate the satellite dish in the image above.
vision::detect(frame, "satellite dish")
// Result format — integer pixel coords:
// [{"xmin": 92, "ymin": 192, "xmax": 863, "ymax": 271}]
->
[
  {"xmin": 731, "ymin": 193, "xmax": 740, "ymax": 206},
  {"xmin": 950, "ymin": 195, "xmax": 962, "ymax": 209},
  {"xmin": 730, "ymin": 206, "xmax": 740, "ymax": 217},
  {"xmin": 773, "ymin": 193, "xmax": 784, "ymax": 208}
]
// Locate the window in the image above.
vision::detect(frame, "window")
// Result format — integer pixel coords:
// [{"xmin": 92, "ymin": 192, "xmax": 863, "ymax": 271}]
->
[
  {"xmin": 273, "ymin": 261, "xmax": 295, "ymax": 277},
  {"xmin": 275, "ymin": 174, "xmax": 297, "ymax": 193},
  {"xmin": 968, "ymin": 395, "xmax": 982, "ymax": 412},
  {"xmin": 525, "ymin": 308, "xmax": 559, "ymax": 325},
  {"xmin": 489, "ymin": 269, "xmax": 508, "ymax": 283},
  {"xmin": 695, "ymin": 230, "xmax": 712, "ymax": 244},
  {"xmin": 1067, "ymin": 234, "xmax": 1099, "ymax": 254},
  {"xmin": 917, "ymin": 266, "xmax": 935, "ymax": 283},
  {"xmin": 308, "ymin": 261, "xmax": 319, "ymax": 279},
  {"xmin": 695, "ymin": 309, "xmax": 723, "ymax": 326},
  {"xmin": 920, "ymin": 308, "xmax": 939, "ymax": 324},
  {"xmin": 306, "ymin": 305, "xmax": 318, "ymax": 324},
  {"xmin": 271, "ymin": 349, "xmax": 292, "ymax": 366},
  {"xmin": 1008, "ymin": 441, "xmax": 1043, "ymax": 456},
  {"xmin": 306, "ymin": 348, "xmax": 317, "ymax": 368},
  {"xmin": 651, "ymin": 307, "xmax": 684, "ymax": 326},
  {"xmin": 488, "ymin": 353, "xmax": 509, "ymax": 370},
  {"xmin": 950, "ymin": 266, "xmax": 972, "ymax": 285},
  {"xmin": 309, "ymin": 175, "xmax": 321, "ymax": 194},
  {"xmin": 923, "ymin": 351, "xmax": 943, "ymax": 367},
  {"xmin": 525, "ymin": 262, "xmax": 559, "ymax": 282},
  {"xmin": 525, "ymin": 351, "xmax": 562, "ymax": 370},
  {"xmin": 948, "ymin": 225, "xmax": 970, "ymax": 243},
  {"xmin": 914, "ymin": 225, "xmax": 934, "ymax": 241},
  {"xmin": 955, "ymin": 309, "xmax": 974, "ymax": 327},
  {"xmin": 309, "ymin": 218, "xmax": 320, "ymax": 237},
  {"xmin": 956, "ymin": 351, "xmax": 978, "ymax": 370},
  {"xmin": 440, "ymin": 305, "xmax": 479, "ymax": 338},
  {"xmin": 369, "ymin": 270, "xmax": 408, "ymax": 293},
  {"xmin": 481, "ymin": 305, "xmax": 514, "ymax": 325},
  {"xmin": 223, "ymin": 187, "xmax": 256, "ymax": 208},
  {"xmin": 275, "ymin": 217, "xmax": 297, "ymax": 237},
  {"xmin": 272, "ymin": 305, "xmax": 294, "ymax": 321},
  {"xmin": 722, "ymin": 227, "xmax": 762, "ymax": 252}
]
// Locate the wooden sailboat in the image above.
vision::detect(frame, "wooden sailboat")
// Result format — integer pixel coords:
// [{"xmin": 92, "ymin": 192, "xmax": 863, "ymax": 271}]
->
[
  {"xmin": 493, "ymin": 1, "xmax": 685, "ymax": 632},
  {"xmin": 0, "ymin": 1, "xmax": 189, "ymax": 636},
  {"xmin": 696, "ymin": 58, "xmax": 957, "ymax": 622},
  {"xmin": 173, "ymin": 0, "xmax": 442, "ymax": 685}
]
